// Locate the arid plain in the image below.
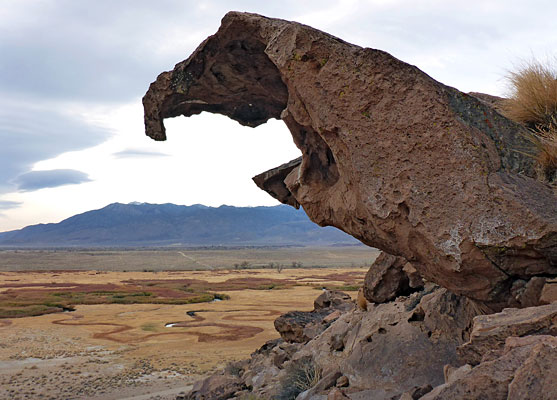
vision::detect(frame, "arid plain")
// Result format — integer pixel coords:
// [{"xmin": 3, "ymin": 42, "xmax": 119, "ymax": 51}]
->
[{"xmin": 0, "ymin": 247, "xmax": 377, "ymax": 400}]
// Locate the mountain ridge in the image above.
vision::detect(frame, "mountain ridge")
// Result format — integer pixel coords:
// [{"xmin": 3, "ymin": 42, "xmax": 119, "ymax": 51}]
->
[{"xmin": 0, "ymin": 202, "xmax": 358, "ymax": 248}]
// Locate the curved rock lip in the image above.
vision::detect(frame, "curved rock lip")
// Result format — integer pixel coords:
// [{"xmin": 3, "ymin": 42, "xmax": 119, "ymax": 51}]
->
[{"xmin": 143, "ymin": 11, "xmax": 557, "ymax": 307}]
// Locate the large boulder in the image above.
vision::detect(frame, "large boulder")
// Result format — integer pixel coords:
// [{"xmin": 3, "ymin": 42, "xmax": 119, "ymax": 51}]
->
[
  {"xmin": 274, "ymin": 309, "xmax": 335, "ymax": 343},
  {"xmin": 275, "ymin": 289, "xmax": 354, "ymax": 343},
  {"xmin": 422, "ymin": 302, "xmax": 557, "ymax": 400},
  {"xmin": 180, "ymin": 372, "xmax": 245, "ymax": 400},
  {"xmin": 363, "ymin": 252, "xmax": 424, "ymax": 303},
  {"xmin": 457, "ymin": 302, "xmax": 557, "ymax": 365},
  {"xmin": 278, "ymin": 287, "xmax": 481, "ymax": 400},
  {"xmin": 143, "ymin": 12, "xmax": 557, "ymax": 307},
  {"xmin": 314, "ymin": 290, "xmax": 353, "ymax": 311},
  {"xmin": 422, "ymin": 335, "xmax": 557, "ymax": 400}
]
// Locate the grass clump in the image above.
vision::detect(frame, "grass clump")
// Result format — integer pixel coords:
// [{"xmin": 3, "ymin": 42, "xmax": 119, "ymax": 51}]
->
[
  {"xmin": 503, "ymin": 58, "xmax": 557, "ymax": 180},
  {"xmin": 140, "ymin": 322, "xmax": 158, "ymax": 332},
  {"xmin": 276, "ymin": 357, "xmax": 321, "ymax": 400},
  {"xmin": 504, "ymin": 59, "xmax": 557, "ymax": 129}
]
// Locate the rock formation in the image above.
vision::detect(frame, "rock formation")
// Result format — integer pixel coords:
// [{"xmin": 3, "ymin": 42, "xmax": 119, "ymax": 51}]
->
[
  {"xmin": 363, "ymin": 251, "xmax": 424, "ymax": 303},
  {"xmin": 181, "ymin": 286, "xmax": 483, "ymax": 400},
  {"xmin": 144, "ymin": 13, "xmax": 557, "ymax": 398},
  {"xmin": 274, "ymin": 290, "xmax": 353, "ymax": 344},
  {"xmin": 143, "ymin": 12, "xmax": 557, "ymax": 308},
  {"xmin": 179, "ymin": 287, "xmax": 557, "ymax": 400}
]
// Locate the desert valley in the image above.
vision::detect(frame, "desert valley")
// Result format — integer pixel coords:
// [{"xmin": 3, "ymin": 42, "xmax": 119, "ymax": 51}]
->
[
  {"xmin": 2, "ymin": 3, "xmax": 557, "ymax": 400},
  {"xmin": 0, "ymin": 249, "xmax": 376, "ymax": 400}
]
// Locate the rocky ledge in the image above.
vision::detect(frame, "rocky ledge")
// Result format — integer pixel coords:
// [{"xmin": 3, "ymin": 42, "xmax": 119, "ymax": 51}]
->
[{"xmin": 179, "ymin": 286, "xmax": 556, "ymax": 400}]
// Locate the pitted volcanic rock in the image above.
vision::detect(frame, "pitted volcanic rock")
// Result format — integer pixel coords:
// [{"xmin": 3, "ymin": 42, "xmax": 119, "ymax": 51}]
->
[{"xmin": 143, "ymin": 12, "xmax": 557, "ymax": 307}]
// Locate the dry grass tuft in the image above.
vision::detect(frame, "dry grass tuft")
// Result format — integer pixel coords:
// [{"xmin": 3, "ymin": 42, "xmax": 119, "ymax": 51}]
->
[
  {"xmin": 504, "ymin": 58, "xmax": 557, "ymax": 179},
  {"xmin": 277, "ymin": 357, "xmax": 322, "ymax": 400},
  {"xmin": 504, "ymin": 59, "xmax": 557, "ymax": 128},
  {"xmin": 533, "ymin": 117, "xmax": 557, "ymax": 180}
]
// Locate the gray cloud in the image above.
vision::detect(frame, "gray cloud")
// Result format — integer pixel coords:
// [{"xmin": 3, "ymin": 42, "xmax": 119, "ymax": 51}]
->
[
  {"xmin": 113, "ymin": 148, "xmax": 170, "ymax": 158},
  {"xmin": 2, "ymin": 0, "xmax": 556, "ymax": 103},
  {"xmin": 0, "ymin": 100, "xmax": 111, "ymax": 194},
  {"xmin": 0, "ymin": 1, "xmax": 219, "ymax": 102},
  {"xmin": 0, "ymin": 1, "xmax": 343, "ymax": 103},
  {"xmin": 0, "ymin": 0, "xmax": 318, "ymax": 196},
  {"xmin": 13, "ymin": 170, "xmax": 92, "ymax": 192},
  {"xmin": 0, "ymin": 200, "xmax": 22, "ymax": 210}
]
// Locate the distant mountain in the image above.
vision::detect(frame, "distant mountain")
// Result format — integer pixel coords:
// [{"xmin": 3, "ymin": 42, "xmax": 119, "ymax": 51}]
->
[{"xmin": 0, "ymin": 203, "xmax": 359, "ymax": 247}]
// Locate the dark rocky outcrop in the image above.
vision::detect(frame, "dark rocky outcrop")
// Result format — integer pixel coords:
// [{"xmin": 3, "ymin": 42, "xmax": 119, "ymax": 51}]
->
[
  {"xmin": 183, "ymin": 286, "xmax": 482, "ymax": 400},
  {"xmin": 314, "ymin": 290, "xmax": 353, "ymax": 311},
  {"xmin": 363, "ymin": 252, "xmax": 423, "ymax": 304},
  {"xmin": 143, "ymin": 12, "xmax": 557, "ymax": 308},
  {"xmin": 274, "ymin": 290, "xmax": 354, "ymax": 343},
  {"xmin": 180, "ymin": 372, "xmax": 245, "ymax": 400},
  {"xmin": 274, "ymin": 309, "xmax": 336, "ymax": 344}
]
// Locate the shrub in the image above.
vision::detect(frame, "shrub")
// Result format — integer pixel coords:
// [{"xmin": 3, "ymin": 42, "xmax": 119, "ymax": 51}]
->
[
  {"xmin": 291, "ymin": 261, "xmax": 303, "ymax": 268},
  {"xmin": 276, "ymin": 357, "xmax": 321, "ymax": 400},
  {"xmin": 503, "ymin": 58, "xmax": 557, "ymax": 179},
  {"xmin": 504, "ymin": 58, "xmax": 557, "ymax": 129}
]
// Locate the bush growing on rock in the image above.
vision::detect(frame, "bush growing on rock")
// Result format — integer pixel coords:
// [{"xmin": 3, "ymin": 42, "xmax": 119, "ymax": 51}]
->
[
  {"xmin": 277, "ymin": 357, "xmax": 321, "ymax": 400},
  {"xmin": 504, "ymin": 58, "xmax": 557, "ymax": 179}
]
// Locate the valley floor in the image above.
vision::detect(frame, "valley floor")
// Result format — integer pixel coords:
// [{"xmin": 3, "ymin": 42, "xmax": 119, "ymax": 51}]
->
[{"xmin": 0, "ymin": 268, "xmax": 365, "ymax": 400}]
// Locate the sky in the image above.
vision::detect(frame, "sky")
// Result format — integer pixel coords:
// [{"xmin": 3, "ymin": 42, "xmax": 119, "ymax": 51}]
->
[{"xmin": 1, "ymin": 0, "xmax": 556, "ymax": 232}]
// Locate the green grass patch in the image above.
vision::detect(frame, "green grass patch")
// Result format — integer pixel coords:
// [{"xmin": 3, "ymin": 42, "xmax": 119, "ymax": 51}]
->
[{"xmin": 140, "ymin": 322, "xmax": 158, "ymax": 332}]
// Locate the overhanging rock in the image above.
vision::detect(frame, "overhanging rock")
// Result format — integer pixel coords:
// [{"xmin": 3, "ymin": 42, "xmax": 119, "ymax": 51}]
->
[{"xmin": 143, "ymin": 12, "xmax": 557, "ymax": 308}]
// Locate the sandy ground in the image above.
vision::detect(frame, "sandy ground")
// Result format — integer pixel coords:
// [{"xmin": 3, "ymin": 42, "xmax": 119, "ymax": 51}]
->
[{"xmin": 0, "ymin": 268, "xmax": 363, "ymax": 399}]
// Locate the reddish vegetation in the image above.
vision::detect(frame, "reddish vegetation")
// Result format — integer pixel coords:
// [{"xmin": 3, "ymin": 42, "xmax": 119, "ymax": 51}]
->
[
  {"xmin": 52, "ymin": 310, "xmax": 267, "ymax": 344},
  {"xmin": 0, "ymin": 272, "xmax": 365, "ymax": 318}
]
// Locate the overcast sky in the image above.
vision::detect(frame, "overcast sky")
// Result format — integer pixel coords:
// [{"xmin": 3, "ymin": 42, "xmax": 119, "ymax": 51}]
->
[{"xmin": 1, "ymin": 0, "xmax": 556, "ymax": 231}]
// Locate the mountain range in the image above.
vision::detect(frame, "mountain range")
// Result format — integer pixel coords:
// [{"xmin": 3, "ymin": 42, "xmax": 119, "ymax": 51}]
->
[{"xmin": 0, "ymin": 202, "xmax": 358, "ymax": 247}]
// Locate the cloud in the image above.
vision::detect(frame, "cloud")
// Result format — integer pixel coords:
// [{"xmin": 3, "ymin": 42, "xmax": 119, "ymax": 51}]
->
[
  {"xmin": 0, "ymin": 200, "xmax": 22, "ymax": 210},
  {"xmin": 0, "ymin": 99, "xmax": 111, "ymax": 194},
  {"xmin": 13, "ymin": 169, "xmax": 92, "ymax": 192},
  {"xmin": 113, "ymin": 148, "xmax": 170, "ymax": 158},
  {"xmin": 0, "ymin": 0, "xmax": 220, "ymax": 103}
]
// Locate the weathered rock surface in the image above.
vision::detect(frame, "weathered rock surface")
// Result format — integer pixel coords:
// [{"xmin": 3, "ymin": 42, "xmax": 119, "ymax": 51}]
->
[
  {"xmin": 143, "ymin": 12, "xmax": 557, "ymax": 307},
  {"xmin": 397, "ymin": 384, "xmax": 433, "ymax": 400},
  {"xmin": 363, "ymin": 252, "xmax": 423, "ymax": 303},
  {"xmin": 181, "ymin": 372, "xmax": 245, "ymax": 400},
  {"xmin": 457, "ymin": 302, "xmax": 557, "ymax": 365},
  {"xmin": 180, "ymin": 288, "xmax": 557, "ymax": 400},
  {"xmin": 274, "ymin": 290, "xmax": 354, "ymax": 343},
  {"xmin": 252, "ymin": 157, "xmax": 302, "ymax": 208},
  {"xmin": 274, "ymin": 309, "xmax": 335, "ymax": 343},
  {"xmin": 540, "ymin": 278, "xmax": 557, "ymax": 304},
  {"xmin": 422, "ymin": 335, "xmax": 557, "ymax": 400},
  {"xmin": 469, "ymin": 92, "xmax": 506, "ymax": 114},
  {"xmin": 298, "ymin": 288, "xmax": 479, "ymax": 397},
  {"xmin": 314, "ymin": 290, "xmax": 353, "ymax": 311},
  {"xmin": 245, "ymin": 287, "xmax": 479, "ymax": 400}
]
